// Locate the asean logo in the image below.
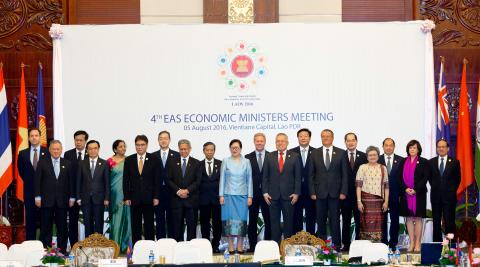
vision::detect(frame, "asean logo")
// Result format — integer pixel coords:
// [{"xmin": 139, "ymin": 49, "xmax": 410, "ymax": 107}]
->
[{"xmin": 218, "ymin": 41, "xmax": 267, "ymax": 91}]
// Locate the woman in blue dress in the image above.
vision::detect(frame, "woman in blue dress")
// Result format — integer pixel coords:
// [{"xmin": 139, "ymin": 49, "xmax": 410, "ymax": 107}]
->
[{"xmin": 219, "ymin": 139, "xmax": 253, "ymax": 254}]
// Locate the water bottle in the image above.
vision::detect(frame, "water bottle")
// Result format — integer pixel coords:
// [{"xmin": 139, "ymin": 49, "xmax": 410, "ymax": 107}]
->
[
  {"xmin": 387, "ymin": 249, "xmax": 393, "ymax": 264},
  {"xmin": 234, "ymin": 251, "xmax": 240, "ymax": 263},
  {"xmin": 394, "ymin": 246, "xmax": 401, "ymax": 264},
  {"xmin": 148, "ymin": 250, "xmax": 155, "ymax": 264},
  {"xmin": 68, "ymin": 252, "xmax": 75, "ymax": 267},
  {"xmin": 295, "ymin": 247, "xmax": 302, "ymax": 256},
  {"xmin": 223, "ymin": 249, "xmax": 230, "ymax": 263}
]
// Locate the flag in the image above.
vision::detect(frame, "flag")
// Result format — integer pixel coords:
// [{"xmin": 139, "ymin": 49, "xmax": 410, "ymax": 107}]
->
[
  {"xmin": 0, "ymin": 63, "xmax": 13, "ymax": 196},
  {"xmin": 36, "ymin": 63, "xmax": 47, "ymax": 147},
  {"xmin": 456, "ymin": 59, "xmax": 474, "ymax": 197},
  {"xmin": 437, "ymin": 58, "xmax": 451, "ymax": 148},
  {"xmin": 475, "ymin": 80, "xmax": 480, "ymax": 189},
  {"xmin": 15, "ymin": 65, "xmax": 28, "ymax": 202}
]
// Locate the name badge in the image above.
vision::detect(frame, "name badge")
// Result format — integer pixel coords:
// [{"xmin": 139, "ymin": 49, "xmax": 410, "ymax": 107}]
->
[{"xmin": 0, "ymin": 261, "xmax": 23, "ymax": 267}]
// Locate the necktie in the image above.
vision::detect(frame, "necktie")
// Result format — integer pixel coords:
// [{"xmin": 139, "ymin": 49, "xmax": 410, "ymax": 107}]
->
[
  {"xmin": 439, "ymin": 157, "xmax": 445, "ymax": 176},
  {"xmin": 33, "ymin": 148, "xmax": 38, "ymax": 171},
  {"xmin": 182, "ymin": 158, "xmax": 187, "ymax": 177},
  {"xmin": 301, "ymin": 148, "xmax": 306, "ymax": 167},
  {"xmin": 349, "ymin": 152, "xmax": 355, "ymax": 170},
  {"xmin": 162, "ymin": 151, "xmax": 167, "ymax": 167},
  {"xmin": 54, "ymin": 159, "xmax": 60, "ymax": 179},
  {"xmin": 325, "ymin": 148, "xmax": 331, "ymax": 170},
  {"xmin": 207, "ymin": 161, "xmax": 212, "ymax": 176},
  {"xmin": 90, "ymin": 160, "xmax": 95, "ymax": 177},
  {"xmin": 257, "ymin": 152, "xmax": 263, "ymax": 171},
  {"xmin": 77, "ymin": 151, "xmax": 82, "ymax": 161},
  {"xmin": 387, "ymin": 156, "xmax": 392, "ymax": 175},
  {"xmin": 279, "ymin": 151, "xmax": 284, "ymax": 172},
  {"xmin": 138, "ymin": 156, "xmax": 144, "ymax": 175}
]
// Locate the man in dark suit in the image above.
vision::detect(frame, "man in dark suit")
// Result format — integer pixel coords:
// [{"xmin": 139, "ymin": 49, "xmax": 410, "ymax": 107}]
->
[
  {"xmin": 35, "ymin": 140, "xmax": 75, "ymax": 252},
  {"xmin": 63, "ymin": 130, "xmax": 89, "ymax": 246},
  {"xmin": 166, "ymin": 139, "xmax": 201, "ymax": 241},
  {"xmin": 308, "ymin": 129, "xmax": 348, "ymax": 247},
  {"xmin": 76, "ymin": 140, "xmax": 110, "ymax": 237},
  {"xmin": 289, "ymin": 128, "xmax": 316, "ymax": 236},
  {"xmin": 246, "ymin": 133, "xmax": 271, "ymax": 252},
  {"xmin": 123, "ymin": 135, "xmax": 159, "ymax": 244},
  {"xmin": 17, "ymin": 127, "xmax": 50, "ymax": 240},
  {"xmin": 263, "ymin": 133, "xmax": 302, "ymax": 244},
  {"xmin": 340, "ymin": 132, "xmax": 367, "ymax": 251},
  {"xmin": 153, "ymin": 130, "xmax": 180, "ymax": 239},
  {"xmin": 198, "ymin": 142, "xmax": 222, "ymax": 252},
  {"xmin": 379, "ymin": 138, "xmax": 404, "ymax": 249},
  {"xmin": 429, "ymin": 139, "xmax": 461, "ymax": 242}
]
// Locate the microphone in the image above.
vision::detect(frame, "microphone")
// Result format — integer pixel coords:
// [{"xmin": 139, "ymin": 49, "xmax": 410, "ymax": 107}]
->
[{"xmin": 77, "ymin": 245, "xmax": 94, "ymax": 267}]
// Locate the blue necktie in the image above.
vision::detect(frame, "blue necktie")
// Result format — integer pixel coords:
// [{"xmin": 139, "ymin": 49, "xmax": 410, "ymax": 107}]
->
[
  {"xmin": 54, "ymin": 159, "xmax": 60, "ymax": 179},
  {"xmin": 301, "ymin": 148, "xmax": 306, "ymax": 167},
  {"xmin": 181, "ymin": 158, "xmax": 187, "ymax": 177},
  {"xmin": 440, "ymin": 157, "xmax": 445, "ymax": 176}
]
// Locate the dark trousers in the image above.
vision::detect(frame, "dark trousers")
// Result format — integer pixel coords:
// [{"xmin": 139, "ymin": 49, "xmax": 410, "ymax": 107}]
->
[
  {"xmin": 340, "ymin": 195, "xmax": 360, "ymax": 249},
  {"xmin": 82, "ymin": 197, "xmax": 105, "ymax": 237},
  {"xmin": 40, "ymin": 205, "xmax": 68, "ymax": 252},
  {"xmin": 269, "ymin": 199, "xmax": 294, "ymax": 244},
  {"xmin": 293, "ymin": 193, "xmax": 316, "ymax": 235},
  {"xmin": 155, "ymin": 187, "xmax": 173, "ymax": 239},
  {"xmin": 199, "ymin": 203, "xmax": 221, "ymax": 250},
  {"xmin": 316, "ymin": 197, "xmax": 341, "ymax": 247},
  {"xmin": 172, "ymin": 206, "xmax": 197, "ymax": 241},
  {"xmin": 382, "ymin": 199, "xmax": 399, "ymax": 249},
  {"xmin": 131, "ymin": 203, "xmax": 154, "ymax": 244},
  {"xmin": 68, "ymin": 203, "xmax": 80, "ymax": 246},
  {"xmin": 25, "ymin": 198, "xmax": 39, "ymax": 240},
  {"xmin": 248, "ymin": 197, "xmax": 271, "ymax": 249},
  {"xmin": 432, "ymin": 200, "xmax": 456, "ymax": 242}
]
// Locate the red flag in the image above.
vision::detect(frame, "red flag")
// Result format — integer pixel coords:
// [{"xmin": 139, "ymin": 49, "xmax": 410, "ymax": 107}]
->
[
  {"xmin": 456, "ymin": 59, "xmax": 474, "ymax": 197},
  {"xmin": 15, "ymin": 64, "xmax": 28, "ymax": 202}
]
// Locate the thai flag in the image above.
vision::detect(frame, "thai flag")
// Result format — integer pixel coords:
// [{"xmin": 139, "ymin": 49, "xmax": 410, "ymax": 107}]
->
[
  {"xmin": 0, "ymin": 64, "xmax": 13, "ymax": 196},
  {"xmin": 37, "ymin": 64, "xmax": 47, "ymax": 147},
  {"xmin": 437, "ymin": 59, "xmax": 451, "ymax": 147}
]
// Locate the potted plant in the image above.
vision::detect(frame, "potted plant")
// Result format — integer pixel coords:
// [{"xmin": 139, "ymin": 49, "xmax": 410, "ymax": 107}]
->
[
  {"xmin": 439, "ymin": 233, "xmax": 456, "ymax": 267},
  {"xmin": 41, "ymin": 243, "xmax": 65, "ymax": 267},
  {"xmin": 316, "ymin": 239, "xmax": 337, "ymax": 266}
]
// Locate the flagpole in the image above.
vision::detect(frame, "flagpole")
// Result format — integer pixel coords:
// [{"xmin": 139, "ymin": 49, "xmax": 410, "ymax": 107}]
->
[{"xmin": 463, "ymin": 57, "xmax": 468, "ymax": 219}]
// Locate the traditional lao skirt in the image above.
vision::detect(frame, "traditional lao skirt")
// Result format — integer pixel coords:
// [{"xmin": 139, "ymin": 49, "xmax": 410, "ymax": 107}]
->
[
  {"xmin": 359, "ymin": 191, "xmax": 384, "ymax": 241},
  {"xmin": 221, "ymin": 195, "xmax": 248, "ymax": 237}
]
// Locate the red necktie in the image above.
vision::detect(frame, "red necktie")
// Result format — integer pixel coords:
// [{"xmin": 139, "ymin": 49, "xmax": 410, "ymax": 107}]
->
[{"xmin": 279, "ymin": 151, "xmax": 284, "ymax": 172}]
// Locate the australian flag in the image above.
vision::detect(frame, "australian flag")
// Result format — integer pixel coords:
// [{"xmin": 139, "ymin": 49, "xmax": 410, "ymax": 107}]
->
[{"xmin": 437, "ymin": 58, "xmax": 451, "ymax": 150}]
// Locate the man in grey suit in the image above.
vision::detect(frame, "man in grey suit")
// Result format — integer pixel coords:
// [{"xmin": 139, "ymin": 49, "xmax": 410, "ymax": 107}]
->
[
  {"xmin": 76, "ymin": 140, "xmax": 110, "ymax": 237},
  {"xmin": 263, "ymin": 133, "xmax": 302, "ymax": 244},
  {"xmin": 308, "ymin": 129, "xmax": 348, "ymax": 247}
]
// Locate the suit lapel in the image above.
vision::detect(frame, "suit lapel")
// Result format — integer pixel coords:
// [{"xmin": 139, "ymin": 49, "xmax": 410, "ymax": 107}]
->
[
  {"xmin": 48, "ymin": 158, "xmax": 56, "ymax": 178},
  {"xmin": 272, "ymin": 151, "xmax": 280, "ymax": 172}
]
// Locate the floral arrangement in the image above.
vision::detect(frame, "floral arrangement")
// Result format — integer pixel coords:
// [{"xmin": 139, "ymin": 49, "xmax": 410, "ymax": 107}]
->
[
  {"xmin": 41, "ymin": 243, "xmax": 65, "ymax": 265},
  {"xmin": 473, "ymin": 248, "xmax": 480, "ymax": 266},
  {"xmin": 439, "ymin": 233, "xmax": 456, "ymax": 266},
  {"xmin": 316, "ymin": 239, "xmax": 337, "ymax": 261},
  {"xmin": 107, "ymin": 158, "xmax": 117, "ymax": 169}
]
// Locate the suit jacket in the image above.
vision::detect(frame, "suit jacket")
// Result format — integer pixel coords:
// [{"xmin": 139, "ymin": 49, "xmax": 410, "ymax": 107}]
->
[
  {"xmin": 18, "ymin": 146, "xmax": 50, "ymax": 202},
  {"xmin": 308, "ymin": 146, "xmax": 348, "ymax": 199},
  {"xmin": 153, "ymin": 149, "xmax": 180, "ymax": 188},
  {"xmin": 378, "ymin": 154, "xmax": 404, "ymax": 202},
  {"xmin": 429, "ymin": 156, "xmax": 461, "ymax": 204},
  {"xmin": 199, "ymin": 158, "xmax": 222, "ymax": 205},
  {"xmin": 245, "ymin": 150, "xmax": 269, "ymax": 200},
  {"xmin": 77, "ymin": 157, "xmax": 110, "ymax": 205},
  {"xmin": 262, "ymin": 150, "xmax": 302, "ymax": 200},
  {"xmin": 166, "ymin": 157, "xmax": 202, "ymax": 208},
  {"xmin": 397, "ymin": 157, "xmax": 430, "ymax": 196},
  {"xmin": 289, "ymin": 146, "xmax": 315, "ymax": 193},
  {"xmin": 34, "ymin": 157, "xmax": 74, "ymax": 208},
  {"xmin": 64, "ymin": 148, "xmax": 89, "ymax": 198},
  {"xmin": 344, "ymin": 150, "xmax": 367, "ymax": 196},
  {"xmin": 122, "ymin": 153, "xmax": 159, "ymax": 205}
]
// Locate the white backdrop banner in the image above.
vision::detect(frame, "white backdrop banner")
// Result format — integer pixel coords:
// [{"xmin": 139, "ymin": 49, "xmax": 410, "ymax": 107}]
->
[{"xmin": 57, "ymin": 22, "xmax": 434, "ymax": 159}]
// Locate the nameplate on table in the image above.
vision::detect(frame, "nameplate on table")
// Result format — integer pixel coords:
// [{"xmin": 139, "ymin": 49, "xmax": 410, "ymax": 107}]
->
[
  {"xmin": 284, "ymin": 256, "xmax": 314, "ymax": 266},
  {"xmin": 0, "ymin": 261, "xmax": 23, "ymax": 267},
  {"xmin": 98, "ymin": 259, "xmax": 128, "ymax": 267}
]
